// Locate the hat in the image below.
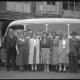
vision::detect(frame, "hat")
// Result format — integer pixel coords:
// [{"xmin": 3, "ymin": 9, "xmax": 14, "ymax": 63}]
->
[{"xmin": 71, "ymin": 31, "xmax": 77, "ymax": 35}]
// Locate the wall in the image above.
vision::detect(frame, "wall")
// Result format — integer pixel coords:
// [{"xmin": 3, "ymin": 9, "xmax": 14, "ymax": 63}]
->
[{"xmin": 0, "ymin": 1, "xmax": 6, "ymax": 11}]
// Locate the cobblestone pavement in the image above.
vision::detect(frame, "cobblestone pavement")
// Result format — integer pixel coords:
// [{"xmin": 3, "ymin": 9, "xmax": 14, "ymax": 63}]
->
[{"xmin": 0, "ymin": 68, "xmax": 80, "ymax": 79}]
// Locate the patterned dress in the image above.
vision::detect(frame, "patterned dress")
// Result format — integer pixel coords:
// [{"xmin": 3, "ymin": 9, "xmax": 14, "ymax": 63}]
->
[{"xmin": 40, "ymin": 37, "xmax": 52, "ymax": 64}]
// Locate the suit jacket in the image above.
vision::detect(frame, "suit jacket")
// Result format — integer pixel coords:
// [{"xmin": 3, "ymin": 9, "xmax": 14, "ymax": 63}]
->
[
  {"xmin": 69, "ymin": 38, "xmax": 80, "ymax": 57},
  {"xmin": 2, "ymin": 34, "xmax": 17, "ymax": 50}
]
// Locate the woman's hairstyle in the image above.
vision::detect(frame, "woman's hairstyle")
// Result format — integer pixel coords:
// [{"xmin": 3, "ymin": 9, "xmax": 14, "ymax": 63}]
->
[
  {"xmin": 33, "ymin": 32, "xmax": 37, "ymax": 36},
  {"xmin": 39, "ymin": 30, "xmax": 42, "ymax": 33},
  {"xmin": 62, "ymin": 33, "xmax": 68, "ymax": 38},
  {"xmin": 43, "ymin": 32, "xmax": 48, "ymax": 36},
  {"xmin": 23, "ymin": 31, "xmax": 27, "ymax": 33},
  {"xmin": 51, "ymin": 31, "xmax": 56, "ymax": 35}
]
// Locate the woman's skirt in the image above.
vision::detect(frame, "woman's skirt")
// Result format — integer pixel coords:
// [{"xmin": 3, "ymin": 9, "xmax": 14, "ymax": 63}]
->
[
  {"xmin": 40, "ymin": 48, "xmax": 51, "ymax": 64},
  {"xmin": 16, "ymin": 45, "xmax": 28, "ymax": 66},
  {"xmin": 52, "ymin": 46, "xmax": 59, "ymax": 65},
  {"xmin": 59, "ymin": 48, "xmax": 69, "ymax": 64}
]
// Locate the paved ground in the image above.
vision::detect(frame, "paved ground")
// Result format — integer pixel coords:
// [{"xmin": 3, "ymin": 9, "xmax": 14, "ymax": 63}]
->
[{"xmin": 0, "ymin": 68, "xmax": 80, "ymax": 79}]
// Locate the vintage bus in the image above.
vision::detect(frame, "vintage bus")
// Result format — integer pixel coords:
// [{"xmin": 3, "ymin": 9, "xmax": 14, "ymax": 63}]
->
[{"xmin": 1, "ymin": 18, "xmax": 80, "ymax": 64}]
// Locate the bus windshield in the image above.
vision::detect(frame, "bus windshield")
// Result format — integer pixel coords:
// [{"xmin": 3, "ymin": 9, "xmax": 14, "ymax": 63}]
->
[{"xmin": 9, "ymin": 25, "xmax": 24, "ymax": 30}]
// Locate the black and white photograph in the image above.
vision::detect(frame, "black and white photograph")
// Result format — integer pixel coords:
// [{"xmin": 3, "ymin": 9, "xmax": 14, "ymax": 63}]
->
[{"xmin": 0, "ymin": 0, "xmax": 80, "ymax": 79}]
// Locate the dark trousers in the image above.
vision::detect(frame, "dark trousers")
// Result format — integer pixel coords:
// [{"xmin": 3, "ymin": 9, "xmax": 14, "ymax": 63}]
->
[
  {"xmin": 6, "ymin": 48, "xmax": 16, "ymax": 70},
  {"xmin": 69, "ymin": 53, "xmax": 78, "ymax": 72}
]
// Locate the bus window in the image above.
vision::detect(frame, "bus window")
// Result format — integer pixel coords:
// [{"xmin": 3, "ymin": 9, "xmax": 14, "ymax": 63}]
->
[
  {"xmin": 26, "ymin": 24, "xmax": 46, "ymax": 33},
  {"xmin": 70, "ymin": 24, "xmax": 80, "ymax": 35},
  {"xmin": 6, "ymin": 25, "xmax": 24, "ymax": 36},
  {"xmin": 48, "ymin": 24, "xmax": 68, "ymax": 33},
  {"xmin": 9, "ymin": 25, "xmax": 24, "ymax": 30}
]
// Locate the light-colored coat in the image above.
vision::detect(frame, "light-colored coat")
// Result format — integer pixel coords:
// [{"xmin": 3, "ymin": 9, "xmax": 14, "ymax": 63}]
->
[
  {"xmin": 28, "ymin": 38, "xmax": 40, "ymax": 64},
  {"xmin": 58, "ymin": 38, "xmax": 69, "ymax": 64}
]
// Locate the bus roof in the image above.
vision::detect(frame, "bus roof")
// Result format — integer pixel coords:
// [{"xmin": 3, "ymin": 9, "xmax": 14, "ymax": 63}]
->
[{"xmin": 9, "ymin": 18, "xmax": 80, "ymax": 27}]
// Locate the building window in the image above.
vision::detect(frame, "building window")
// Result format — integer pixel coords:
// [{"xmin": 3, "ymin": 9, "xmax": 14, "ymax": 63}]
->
[
  {"xmin": 6, "ymin": 1, "xmax": 31, "ymax": 13},
  {"xmin": 52, "ymin": 1, "xmax": 55, "ymax": 5},
  {"xmin": 7, "ymin": 2, "xmax": 11, "ymax": 11},
  {"xmin": 63, "ymin": 1, "xmax": 68, "ymax": 10},
  {"xmin": 75, "ymin": 1, "xmax": 80, "ymax": 12},
  {"xmin": 69, "ymin": 2, "xmax": 74, "ymax": 11},
  {"xmin": 39, "ymin": 4, "xmax": 44, "ymax": 13},
  {"xmin": 15, "ymin": 2, "xmax": 19, "ymax": 12},
  {"xmin": 63, "ymin": 1, "xmax": 80, "ymax": 11},
  {"xmin": 47, "ymin": 1, "xmax": 51, "ymax": 5}
]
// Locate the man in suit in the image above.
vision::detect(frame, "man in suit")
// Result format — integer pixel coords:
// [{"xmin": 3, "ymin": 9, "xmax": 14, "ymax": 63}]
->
[
  {"xmin": 69, "ymin": 31, "xmax": 80, "ymax": 73},
  {"xmin": 2, "ymin": 28, "xmax": 17, "ymax": 71}
]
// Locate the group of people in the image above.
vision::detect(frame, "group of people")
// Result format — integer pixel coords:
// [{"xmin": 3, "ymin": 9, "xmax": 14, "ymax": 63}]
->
[{"xmin": 2, "ymin": 28, "xmax": 80, "ymax": 73}]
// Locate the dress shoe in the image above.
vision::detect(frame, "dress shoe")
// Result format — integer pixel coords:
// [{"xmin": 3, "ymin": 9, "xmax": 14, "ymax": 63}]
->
[
  {"xmin": 22, "ymin": 67, "xmax": 24, "ymax": 71},
  {"xmin": 47, "ymin": 69, "xmax": 49, "ymax": 72},
  {"xmin": 58, "ymin": 68, "xmax": 62, "ymax": 72},
  {"xmin": 63, "ymin": 68, "xmax": 66, "ymax": 73},
  {"xmin": 19, "ymin": 67, "xmax": 23, "ymax": 72},
  {"xmin": 63, "ymin": 70, "xmax": 66, "ymax": 73},
  {"xmin": 6, "ymin": 69, "xmax": 10, "ymax": 71},
  {"xmin": 35, "ymin": 67, "xmax": 37, "ymax": 71},
  {"xmin": 12, "ymin": 68, "xmax": 17, "ymax": 71},
  {"xmin": 74, "ymin": 70, "xmax": 78, "ymax": 73},
  {"xmin": 19, "ymin": 69, "xmax": 23, "ymax": 72},
  {"xmin": 44, "ymin": 69, "xmax": 46, "ymax": 72},
  {"xmin": 58, "ymin": 70, "xmax": 62, "ymax": 73},
  {"xmin": 54, "ymin": 69, "xmax": 58, "ymax": 72},
  {"xmin": 31, "ymin": 67, "xmax": 34, "ymax": 71}
]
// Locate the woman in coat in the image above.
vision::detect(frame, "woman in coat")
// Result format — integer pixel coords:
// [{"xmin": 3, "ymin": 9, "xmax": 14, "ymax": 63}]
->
[
  {"xmin": 40, "ymin": 32, "xmax": 52, "ymax": 72},
  {"xmin": 28, "ymin": 33, "xmax": 40, "ymax": 71},
  {"xmin": 16, "ymin": 30, "xmax": 29, "ymax": 71},
  {"xmin": 51, "ymin": 31, "xmax": 59, "ymax": 71},
  {"xmin": 58, "ymin": 33, "xmax": 69, "ymax": 72}
]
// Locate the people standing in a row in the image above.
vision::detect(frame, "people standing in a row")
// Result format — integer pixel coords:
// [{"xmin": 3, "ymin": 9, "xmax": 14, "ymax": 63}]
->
[{"xmin": 2, "ymin": 29, "xmax": 80, "ymax": 73}]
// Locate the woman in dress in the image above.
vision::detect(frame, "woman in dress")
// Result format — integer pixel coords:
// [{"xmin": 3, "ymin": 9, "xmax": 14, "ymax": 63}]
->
[
  {"xmin": 58, "ymin": 33, "xmax": 69, "ymax": 72},
  {"xmin": 16, "ymin": 30, "xmax": 29, "ymax": 71},
  {"xmin": 28, "ymin": 33, "xmax": 40, "ymax": 71},
  {"xmin": 40, "ymin": 32, "xmax": 52, "ymax": 72},
  {"xmin": 51, "ymin": 31, "xmax": 59, "ymax": 71}
]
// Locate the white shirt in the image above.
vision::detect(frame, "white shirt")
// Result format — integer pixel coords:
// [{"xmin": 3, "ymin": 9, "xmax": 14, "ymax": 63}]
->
[
  {"xmin": 10, "ymin": 35, "xmax": 13, "ymax": 39},
  {"xmin": 62, "ymin": 39, "xmax": 66, "ymax": 48},
  {"xmin": 33, "ymin": 38, "xmax": 37, "ymax": 46}
]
